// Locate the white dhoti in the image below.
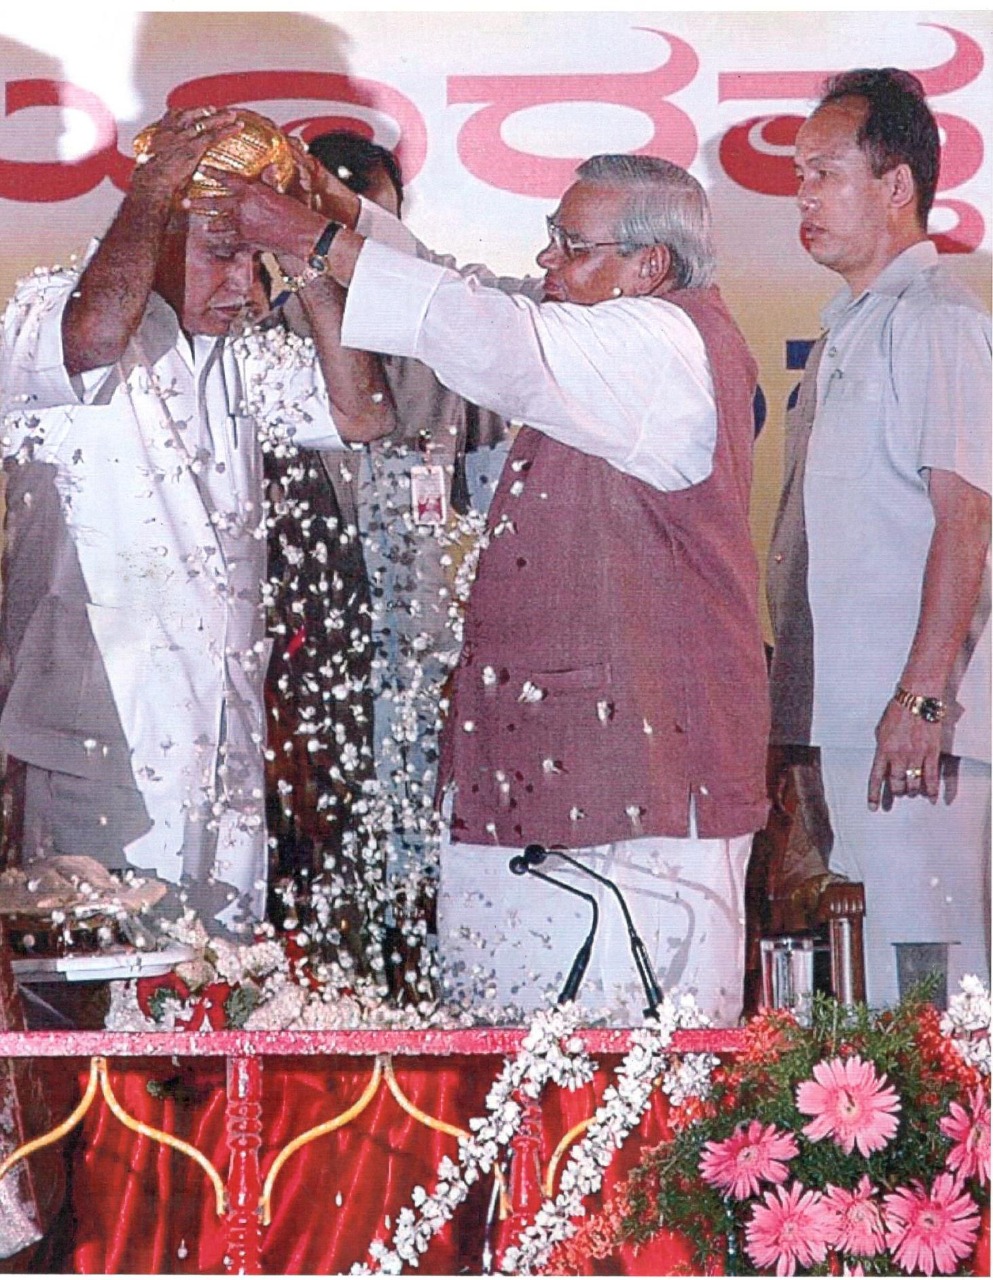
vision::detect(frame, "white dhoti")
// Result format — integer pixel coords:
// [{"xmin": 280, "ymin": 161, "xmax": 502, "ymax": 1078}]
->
[{"xmin": 437, "ymin": 816, "xmax": 754, "ymax": 1027}]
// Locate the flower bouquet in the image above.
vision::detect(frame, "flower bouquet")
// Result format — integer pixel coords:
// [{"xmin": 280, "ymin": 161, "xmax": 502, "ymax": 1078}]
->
[
  {"xmin": 108, "ymin": 910, "xmax": 467, "ymax": 1033},
  {"xmin": 128, "ymin": 916, "xmax": 325, "ymax": 1031},
  {"xmin": 547, "ymin": 980, "xmax": 990, "ymax": 1276}
]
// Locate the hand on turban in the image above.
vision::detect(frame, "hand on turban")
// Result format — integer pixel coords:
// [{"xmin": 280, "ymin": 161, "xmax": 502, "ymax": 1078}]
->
[{"xmin": 133, "ymin": 107, "xmax": 297, "ymax": 202}]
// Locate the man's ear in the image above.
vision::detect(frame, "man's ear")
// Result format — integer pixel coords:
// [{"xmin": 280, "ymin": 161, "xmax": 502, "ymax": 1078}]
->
[
  {"xmin": 886, "ymin": 163, "xmax": 917, "ymax": 214},
  {"xmin": 631, "ymin": 243, "xmax": 672, "ymax": 296}
]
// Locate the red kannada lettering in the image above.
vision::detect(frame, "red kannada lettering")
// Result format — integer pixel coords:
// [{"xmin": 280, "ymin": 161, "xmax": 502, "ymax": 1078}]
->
[
  {"xmin": 447, "ymin": 28, "xmax": 698, "ymax": 197},
  {"xmin": 716, "ymin": 23, "xmax": 986, "ymax": 253},
  {"xmin": 0, "ymin": 70, "xmax": 427, "ymax": 203},
  {"xmin": 0, "ymin": 79, "xmax": 125, "ymax": 202}
]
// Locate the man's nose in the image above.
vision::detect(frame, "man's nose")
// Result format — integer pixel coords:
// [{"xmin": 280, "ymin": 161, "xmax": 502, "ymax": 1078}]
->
[
  {"xmin": 796, "ymin": 181, "xmax": 816, "ymax": 211},
  {"xmin": 230, "ymin": 253, "xmax": 256, "ymax": 292},
  {"xmin": 536, "ymin": 240, "xmax": 562, "ymax": 269}
]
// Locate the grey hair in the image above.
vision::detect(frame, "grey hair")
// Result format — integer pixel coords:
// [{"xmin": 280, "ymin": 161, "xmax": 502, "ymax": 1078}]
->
[{"xmin": 575, "ymin": 154, "xmax": 715, "ymax": 289}]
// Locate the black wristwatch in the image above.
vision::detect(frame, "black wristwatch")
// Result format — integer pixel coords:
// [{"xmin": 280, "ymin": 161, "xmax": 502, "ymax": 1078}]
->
[
  {"xmin": 893, "ymin": 685, "xmax": 946, "ymax": 723},
  {"xmin": 306, "ymin": 220, "xmax": 340, "ymax": 274},
  {"xmin": 284, "ymin": 221, "xmax": 341, "ymax": 295}
]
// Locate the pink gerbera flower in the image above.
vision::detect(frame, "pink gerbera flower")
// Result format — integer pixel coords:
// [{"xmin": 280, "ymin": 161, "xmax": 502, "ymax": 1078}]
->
[
  {"xmin": 823, "ymin": 1176, "xmax": 885, "ymax": 1257},
  {"xmin": 939, "ymin": 1085, "xmax": 990, "ymax": 1186},
  {"xmin": 744, "ymin": 1182, "xmax": 835, "ymax": 1276},
  {"xmin": 883, "ymin": 1173, "xmax": 981, "ymax": 1276},
  {"xmin": 699, "ymin": 1119, "xmax": 799, "ymax": 1200},
  {"xmin": 796, "ymin": 1055, "xmax": 901, "ymax": 1156}
]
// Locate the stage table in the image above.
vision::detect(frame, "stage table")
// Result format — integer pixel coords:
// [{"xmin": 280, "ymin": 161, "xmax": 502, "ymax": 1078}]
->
[{"xmin": 0, "ymin": 1026, "xmax": 743, "ymax": 1275}]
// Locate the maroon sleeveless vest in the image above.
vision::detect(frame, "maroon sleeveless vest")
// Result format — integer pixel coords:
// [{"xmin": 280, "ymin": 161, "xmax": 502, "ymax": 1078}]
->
[{"xmin": 438, "ymin": 287, "xmax": 769, "ymax": 847}]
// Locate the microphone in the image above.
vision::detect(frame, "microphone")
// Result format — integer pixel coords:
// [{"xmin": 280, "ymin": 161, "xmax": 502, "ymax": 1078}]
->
[
  {"xmin": 524, "ymin": 843, "xmax": 663, "ymax": 1018},
  {"xmin": 509, "ymin": 855, "xmax": 599, "ymax": 1004}
]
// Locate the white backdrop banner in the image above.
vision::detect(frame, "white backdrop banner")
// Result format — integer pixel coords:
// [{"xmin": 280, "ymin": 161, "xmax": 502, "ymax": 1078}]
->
[{"xmin": 0, "ymin": 9, "xmax": 990, "ymax": 591}]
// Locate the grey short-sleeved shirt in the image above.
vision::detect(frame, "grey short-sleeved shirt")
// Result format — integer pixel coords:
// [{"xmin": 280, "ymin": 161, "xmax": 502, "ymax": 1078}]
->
[{"xmin": 803, "ymin": 241, "xmax": 991, "ymax": 762}]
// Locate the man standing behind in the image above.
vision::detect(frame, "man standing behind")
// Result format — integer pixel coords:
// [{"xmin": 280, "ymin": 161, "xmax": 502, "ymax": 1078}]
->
[
  {"xmin": 769, "ymin": 69, "xmax": 991, "ymax": 1007},
  {"xmin": 218, "ymin": 153, "xmax": 770, "ymax": 1023},
  {"xmin": 265, "ymin": 132, "xmax": 508, "ymax": 903}
]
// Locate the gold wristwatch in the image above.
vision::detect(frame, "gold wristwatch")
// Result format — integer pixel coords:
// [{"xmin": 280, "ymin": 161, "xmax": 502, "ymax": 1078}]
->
[{"xmin": 893, "ymin": 685, "xmax": 946, "ymax": 723}]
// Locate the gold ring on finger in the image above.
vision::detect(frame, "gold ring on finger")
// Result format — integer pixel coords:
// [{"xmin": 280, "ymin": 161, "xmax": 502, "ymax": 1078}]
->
[{"xmin": 905, "ymin": 767, "xmax": 923, "ymax": 779}]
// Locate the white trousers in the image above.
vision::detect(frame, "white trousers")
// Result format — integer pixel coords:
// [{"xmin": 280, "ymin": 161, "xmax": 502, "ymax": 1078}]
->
[
  {"xmin": 437, "ymin": 818, "xmax": 753, "ymax": 1027},
  {"xmin": 820, "ymin": 749, "xmax": 991, "ymax": 1009}
]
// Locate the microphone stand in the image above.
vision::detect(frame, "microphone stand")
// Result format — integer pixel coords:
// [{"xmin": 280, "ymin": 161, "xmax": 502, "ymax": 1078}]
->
[
  {"xmin": 523, "ymin": 844, "xmax": 663, "ymax": 1018},
  {"xmin": 509, "ymin": 856, "xmax": 599, "ymax": 1004}
]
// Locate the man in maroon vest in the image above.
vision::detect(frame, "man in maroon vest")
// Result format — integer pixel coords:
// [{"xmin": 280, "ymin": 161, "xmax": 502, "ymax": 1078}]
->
[{"xmin": 215, "ymin": 153, "xmax": 769, "ymax": 1024}]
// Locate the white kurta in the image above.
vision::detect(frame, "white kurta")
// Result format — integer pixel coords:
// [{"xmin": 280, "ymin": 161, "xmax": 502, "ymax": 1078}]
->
[
  {"xmin": 0, "ymin": 262, "xmax": 342, "ymax": 920},
  {"xmin": 346, "ymin": 201, "xmax": 719, "ymax": 492}
]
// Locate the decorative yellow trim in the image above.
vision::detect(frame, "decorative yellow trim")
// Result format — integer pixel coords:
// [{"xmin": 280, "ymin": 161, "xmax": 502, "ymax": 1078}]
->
[
  {"xmin": 383, "ymin": 1057, "xmax": 509, "ymax": 1212},
  {"xmin": 382, "ymin": 1056, "xmax": 471, "ymax": 1142},
  {"xmin": 259, "ymin": 1055, "xmax": 384, "ymax": 1226},
  {"xmin": 0, "ymin": 1056, "xmax": 101, "ymax": 1184},
  {"xmin": 0, "ymin": 1058, "xmax": 226, "ymax": 1217},
  {"xmin": 97, "ymin": 1058, "xmax": 227, "ymax": 1216},
  {"xmin": 544, "ymin": 1117, "xmax": 593, "ymax": 1197}
]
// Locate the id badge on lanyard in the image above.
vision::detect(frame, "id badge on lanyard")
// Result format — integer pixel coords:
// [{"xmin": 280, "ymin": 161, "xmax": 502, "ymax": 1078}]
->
[{"xmin": 409, "ymin": 440, "xmax": 449, "ymax": 525}]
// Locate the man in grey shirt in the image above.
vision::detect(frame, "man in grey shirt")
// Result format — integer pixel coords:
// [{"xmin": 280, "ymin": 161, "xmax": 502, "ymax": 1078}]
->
[{"xmin": 768, "ymin": 69, "xmax": 990, "ymax": 1007}]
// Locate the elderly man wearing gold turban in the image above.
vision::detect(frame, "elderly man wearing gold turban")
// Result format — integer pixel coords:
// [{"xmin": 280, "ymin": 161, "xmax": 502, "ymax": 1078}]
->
[{"xmin": 0, "ymin": 107, "xmax": 393, "ymax": 934}]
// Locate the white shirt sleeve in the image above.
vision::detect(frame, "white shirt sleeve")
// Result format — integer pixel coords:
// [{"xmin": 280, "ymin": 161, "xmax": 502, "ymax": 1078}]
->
[
  {"xmin": 0, "ymin": 272, "xmax": 117, "ymax": 421},
  {"xmin": 355, "ymin": 197, "xmax": 421, "ymax": 255},
  {"xmin": 341, "ymin": 239, "xmax": 716, "ymax": 491},
  {"xmin": 355, "ymin": 197, "xmax": 545, "ymax": 301},
  {"xmin": 0, "ymin": 240, "xmax": 142, "ymax": 429}
]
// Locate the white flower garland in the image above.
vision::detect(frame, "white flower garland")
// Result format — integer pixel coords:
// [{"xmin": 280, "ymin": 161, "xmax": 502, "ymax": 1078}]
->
[
  {"xmin": 353, "ymin": 1003, "xmax": 596, "ymax": 1274},
  {"xmin": 941, "ymin": 973, "xmax": 992, "ymax": 1076},
  {"xmin": 353, "ymin": 995, "xmax": 715, "ymax": 1276},
  {"xmin": 500, "ymin": 993, "xmax": 713, "ymax": 1275}
]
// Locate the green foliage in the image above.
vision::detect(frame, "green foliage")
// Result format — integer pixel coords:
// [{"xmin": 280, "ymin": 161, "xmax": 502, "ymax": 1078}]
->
[
  {"xmin": 614, "ymin": 990, "xmax": 989, "ymax": 1276},
  {"xmin": 146, "ymin": 984, "xmax": 184, "ymax": 1023},
  {"xmin": 224, "ymin": 983, "xmax": 262, "ymax": 1028}
]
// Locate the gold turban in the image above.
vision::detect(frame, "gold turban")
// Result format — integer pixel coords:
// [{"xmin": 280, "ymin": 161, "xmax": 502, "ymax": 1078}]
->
[{"xmin": 132, "ymin": 109, "xmax": 297, "ymax": 199}]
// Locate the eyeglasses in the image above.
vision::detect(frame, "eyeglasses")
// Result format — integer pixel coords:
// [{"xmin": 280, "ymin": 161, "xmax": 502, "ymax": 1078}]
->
[{"xmin": 544, "ymin": 216, "xmax": 630, "ymax": 261}]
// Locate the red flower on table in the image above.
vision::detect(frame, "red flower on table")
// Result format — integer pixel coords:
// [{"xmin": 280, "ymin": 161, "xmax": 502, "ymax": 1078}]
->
[
  {"xmin": 668, "ymin": 1094, "xmax": 714, "ymax": 1132},
  {"xmin": 915, "ymin": 1006, "xmax": 984, "ymax": 1092},
  {"xmin": 739, "ymin": 1010, "xmax": 793, "ymax": 1063}
]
